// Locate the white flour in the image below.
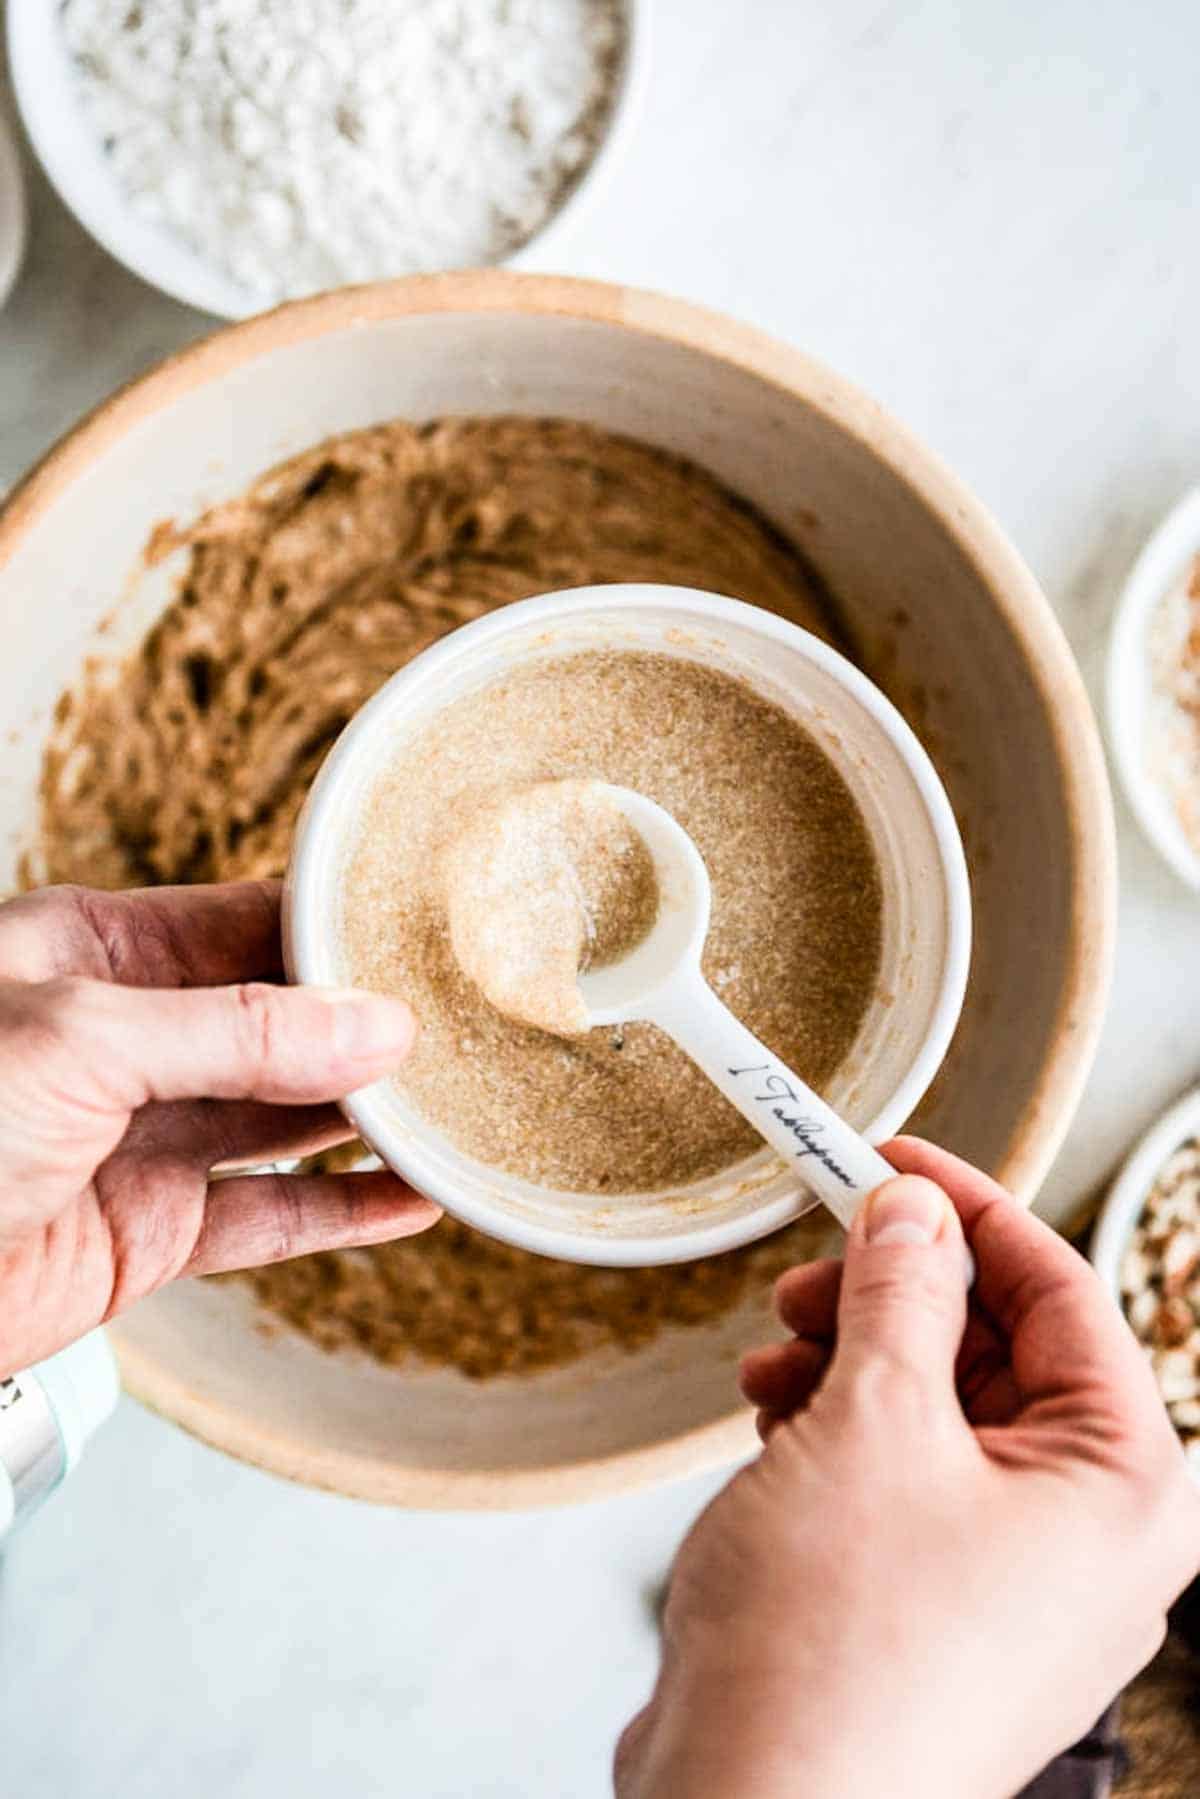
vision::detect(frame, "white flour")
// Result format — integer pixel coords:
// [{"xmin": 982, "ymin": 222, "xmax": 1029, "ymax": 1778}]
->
[{"xmin": 62, "ymin": 0, "xmax": 624, "ymax": 304}]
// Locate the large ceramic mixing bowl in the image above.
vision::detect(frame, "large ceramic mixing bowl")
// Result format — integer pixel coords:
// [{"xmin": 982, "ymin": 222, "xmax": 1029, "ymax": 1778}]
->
[{"xmin": 0, "ymin": 274, "xmax": 1115, "ymax": 1506}]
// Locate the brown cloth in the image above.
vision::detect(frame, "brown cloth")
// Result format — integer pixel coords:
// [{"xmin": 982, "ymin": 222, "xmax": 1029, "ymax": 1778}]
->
[
  {"xmin": 1017, "ymin": 1579, "xmax": 1200, "ymax": 1798},
  {"xmin": 1017, "ymin": 1703, "xmax": 1127, "ymax": 1799},
  {"xmin": 1113, "ymin": 1585, "xmax": 1200, "ymax": 1797}
]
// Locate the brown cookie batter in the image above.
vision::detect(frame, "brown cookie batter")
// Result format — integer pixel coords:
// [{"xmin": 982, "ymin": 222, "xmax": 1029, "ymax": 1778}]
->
[
  {"xmin": 32, "ymin": 415, "xmax": 854, "ymax": 1378},
  {"xmin": 242, "ymin": 1210, "xmax": 836, "ymax": 1379},
  {"xmin": 32, "ymin": 417, "xmax": 835, "ymax": 891}
]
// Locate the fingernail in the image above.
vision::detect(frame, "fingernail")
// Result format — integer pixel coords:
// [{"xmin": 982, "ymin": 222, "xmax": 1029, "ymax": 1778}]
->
[
  {"xmin": 864, "ymin": 1175, "xmax": 949, "ymax": 1246},
  {"xmin": 312, "ymin": 987, "xmax": 417, "ymax": 1060}
]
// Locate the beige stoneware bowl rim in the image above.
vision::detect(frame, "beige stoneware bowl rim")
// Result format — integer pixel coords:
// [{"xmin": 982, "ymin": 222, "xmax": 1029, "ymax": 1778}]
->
[{"xmin": 0, "ymin": 272, "xmax": 1118, "ymax": 1508}]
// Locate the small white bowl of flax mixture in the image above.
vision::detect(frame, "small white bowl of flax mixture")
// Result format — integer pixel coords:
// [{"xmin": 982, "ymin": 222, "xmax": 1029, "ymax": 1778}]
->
[
  {"xmin": 1108, "ymin": 486, "xmax": 1200, "ymax": 890},
  {"xmin": 286, "ymin": 583, "xmax": 972, "ymax": 1267}
]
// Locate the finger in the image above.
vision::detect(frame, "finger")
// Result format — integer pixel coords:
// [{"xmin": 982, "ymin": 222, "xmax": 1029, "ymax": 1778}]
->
[
  {"xmin": 881, "ymin": 1135, "xmax": 1088, "ymax": 1326},
  {"xmin": 756, "ymin": 1407, "xmax": 788, "ymax": 1443},
  {"xmin": 883, "ymin": 1136, "xmax": 1149, "ymax": 1418},
  {"xmin": 739, "ymin": 1338, "xmax": 831, "ymax": 1411},
  {"xmin": 956, "ymin": 1308, "xmax": 1021, "ymax": 1426},
  {"xmin": 0, "ymin": 881, "xmax": 283, "ymax": 987},
  {"xmin": 123, "ymin": 1098, "xmax": 357, "ymax": 1170},
  {"xmin": 614, "ymin": 1705, "xmax": 657, "ymax": 1799},
  {"xmin": 182, "ymin": 1168, "xmax": 441, "ymax": 1276},
  {"xmin": 773, "ymin": 1258, "xmax": 843, "ymax": 1340},
  {"xmin": 772, "ymin": 1246, "xmax": 1017, "ymax": 1422},
  {"xmin": 23, "ymin": 975, "xmax": 417, "ymax": 1110},
  {"xmin": 828, "ymin": 1173, "xmax": 969, "ymax": 1407}
]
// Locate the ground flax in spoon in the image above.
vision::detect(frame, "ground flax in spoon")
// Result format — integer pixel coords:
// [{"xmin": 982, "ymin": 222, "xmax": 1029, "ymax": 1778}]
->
[
  {"xmin": 442, "ymin": 779, "xmax": 660, "ymax": 1037},
  {"xmin": 31, "ymin": 414, "xmax": 878, "ymax": 1379}
]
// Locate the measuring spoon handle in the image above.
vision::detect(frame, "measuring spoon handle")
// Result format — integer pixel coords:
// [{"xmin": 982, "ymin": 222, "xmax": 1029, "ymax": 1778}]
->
[{"xmin": 646, "ymin": 971, "xmax": 894, "ymax": 1231}]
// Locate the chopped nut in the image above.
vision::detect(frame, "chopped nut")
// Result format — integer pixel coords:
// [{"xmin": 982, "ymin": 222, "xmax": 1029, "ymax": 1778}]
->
[
  {"xmin": 1163, "ymin": 1228, "xmax": 1200, "ymax": 1295},
  {"xmin": 1121, "ymin": 1244, "xmax": 1153, "ymax": 1294},
  {"xmin": 1127, "ymin": 1289, "xmax": 1160, "ymax": 1336},
  {"xmin": 1123, "ymin": 1142, "xmax": 1200, "ymax": 1444},
  {"xmin": 1153, "ymin": 1295, "xmax": 1195, "ymax": 1347},
  {"xmin": 1153, "ymin": 1348, "xmax": 1200, "ymax": 1403}
]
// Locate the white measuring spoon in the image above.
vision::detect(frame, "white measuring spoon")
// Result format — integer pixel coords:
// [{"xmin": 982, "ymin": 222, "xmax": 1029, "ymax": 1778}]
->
[{"xmin": 580, "ymin": 785, "xmax": 966, "ymax": 1261}]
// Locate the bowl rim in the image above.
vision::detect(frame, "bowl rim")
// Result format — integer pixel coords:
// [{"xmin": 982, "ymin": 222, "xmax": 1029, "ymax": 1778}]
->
[
  {"xmin": 0, "ymin": 272, "xmax": 1118, "ymax": 1506},
  {"xmin": 1106, "ymin": 484, "xmax": 1200, "ymax": 892},
  {"xmin": 284, "ymin": 582, "xmax": 973, "ymax": 1266},
  {"xmin": 5, "ymin": 0, "xmax": 648, "ymax": 319},
  {"xmin": 0, "ymin": 100, "xmax": 27, "ymax": 310},
  {"xmin": 1090, "ymin": 1084, "xmax": 1200, "ymax": 1304}
]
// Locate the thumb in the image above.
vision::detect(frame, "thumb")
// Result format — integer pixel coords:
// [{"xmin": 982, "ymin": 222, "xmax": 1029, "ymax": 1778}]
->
[
  {"xmin": 829, "ymin": 1175, "xmax": 968, "ymax": 1404},
  {"xmin": 20, "ymin": 975, "xmax": 418, "ymax": 1110}
]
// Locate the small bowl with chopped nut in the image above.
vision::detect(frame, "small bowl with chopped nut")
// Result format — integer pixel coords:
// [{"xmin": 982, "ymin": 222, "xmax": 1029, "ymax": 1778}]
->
[
  {"xmin": 1092, "ymin": 1086, "xmax": 1200, "ymax": 1478},
  {"xmin": 6, "ymin": 0, "xmax": 645, "ymax": 317}
]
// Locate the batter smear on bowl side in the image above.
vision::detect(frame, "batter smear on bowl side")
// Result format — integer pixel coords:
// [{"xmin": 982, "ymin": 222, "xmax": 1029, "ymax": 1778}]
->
[{"xmin": 30, "ymin": 415, "xmax": 878, "ymax": 1378}]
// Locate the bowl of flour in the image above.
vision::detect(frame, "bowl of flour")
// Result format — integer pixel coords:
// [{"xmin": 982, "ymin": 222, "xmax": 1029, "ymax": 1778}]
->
[{"xmin": 7, "ymin": 0, "xmax": 642, "ymax": 317}]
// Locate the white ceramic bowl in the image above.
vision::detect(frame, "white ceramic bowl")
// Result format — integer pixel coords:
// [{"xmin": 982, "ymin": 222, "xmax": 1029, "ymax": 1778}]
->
[
  {"xmin": 284, "ymin": 583, "xmax": 972, "ymax": 1267},
  {"xmin": 1090, "ymin": 1086, "xmax": 1200, "ymax": 1483},
  {"xmin": 1107, "ymin": 485, "xmax": 1200, "ymax": 890},
  {"xmin": 6, "ymin": 0, "xmax": 647, "ymax": 318},
  {"xmin": 1090, "ymin": 1085, "xmax": 1200, "ymax": 1303}
]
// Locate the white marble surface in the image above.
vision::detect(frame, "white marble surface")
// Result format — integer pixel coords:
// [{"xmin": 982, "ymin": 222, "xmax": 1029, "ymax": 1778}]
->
[{"xmin": 3, "ymin": 0, "xmax": 1200, "ymax": 1792}]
